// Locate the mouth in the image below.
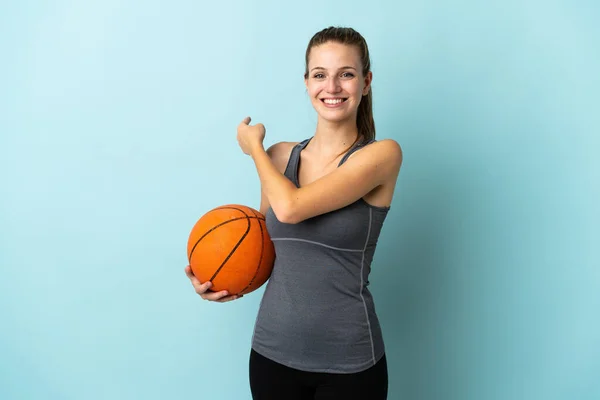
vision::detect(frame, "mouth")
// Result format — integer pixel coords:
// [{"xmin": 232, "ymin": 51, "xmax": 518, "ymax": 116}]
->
[{"xmin": 320, "ymin": 98, "xmax": 348, "ymax": 106}]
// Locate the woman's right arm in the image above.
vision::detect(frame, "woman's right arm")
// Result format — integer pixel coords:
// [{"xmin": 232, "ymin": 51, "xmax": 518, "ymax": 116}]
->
[
  {"xmin": 259, "ymin": 141, "xmax": 296, "ymax": 214},
  {"xmin": 186, "ymin": 141, "xmax": 296, "ymax": 302}
]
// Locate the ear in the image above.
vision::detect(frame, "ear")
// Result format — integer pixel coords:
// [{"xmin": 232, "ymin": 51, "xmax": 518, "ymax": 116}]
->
[
  {"xmin": 362, "ymin": 71, "xmax": 373, "ymax": 96},
  {"xmin": 304, "ymin": 75, "xmax": 309, "ymax": 91}
]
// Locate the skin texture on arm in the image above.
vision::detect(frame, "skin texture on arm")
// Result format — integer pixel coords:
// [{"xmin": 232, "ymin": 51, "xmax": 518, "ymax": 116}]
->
[
  {"xmin": 258, "ymin": 141, "xmax": 298, "ymax": 216},
  {"xmin": 237, "ymin": 118, "xmax": 402, "ymax": 224},
  {"xmin": 251, "ymin": 138, "xmax": 402, "ymax": 224}
]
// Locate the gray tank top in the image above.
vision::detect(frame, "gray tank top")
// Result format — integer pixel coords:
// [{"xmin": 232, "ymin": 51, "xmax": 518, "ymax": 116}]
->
[{"xmin": 251, "ymin": 138, "xmax": 390, "ymax": 373}]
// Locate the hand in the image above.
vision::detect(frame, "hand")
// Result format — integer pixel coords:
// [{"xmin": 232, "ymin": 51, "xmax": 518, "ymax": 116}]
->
[
  {"xmin": 184, "ymin": 265, "xmax": 243, "ymax": 303},
  {"xmin": 237, "ymin": 116, "xmax": 265, "ymax": 156}
]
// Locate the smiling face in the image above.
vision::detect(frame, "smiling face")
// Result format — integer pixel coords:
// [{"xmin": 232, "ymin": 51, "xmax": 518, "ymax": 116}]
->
[{"xmin": 305, "ymin": 41, "xmax": 372, "ymax": 125}]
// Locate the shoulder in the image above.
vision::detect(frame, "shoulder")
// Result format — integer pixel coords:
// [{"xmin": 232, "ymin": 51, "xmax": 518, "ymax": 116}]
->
[
  {"xmin": 352, "ymin": 138, "xmax": 403, "ymax": 168},
  {"xmin": 372, "ymin": 138, "xmax": 402, "ymax": 160},
  {"xmin": 339, "ymin": 138, "xmax": 402, "ymax": 184},
  {"xmin": 266, "ymin": 141, "xmax": 299, "ymax": 172}
]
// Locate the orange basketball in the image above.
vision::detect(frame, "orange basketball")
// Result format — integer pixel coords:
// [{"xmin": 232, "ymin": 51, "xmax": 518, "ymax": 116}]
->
[{"xmin": 187, "ymin": 204, "xmax": 275, "ymax": 295}]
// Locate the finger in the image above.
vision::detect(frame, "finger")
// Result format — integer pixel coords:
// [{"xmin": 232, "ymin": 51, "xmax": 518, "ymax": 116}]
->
[
  {"xmin": 216, "ymin": 294, "xmax": 243, "ymax": 303},
  {"xmin": 184, "ymin": 265, "xmax": 194, "ymax": 278},
  {"xmin": 185, "ymin": 265, "xmax": 202, "ymax": 285},
  {"xmin": 241, "ymin": 116, "xmax": 251, "ymax": 125},
  {"xmin": 194, "ymin": 281, "xmax": 213, "ymax": 294},
  {"xmin": 201, "ymin": 290, "xmax": 230, "ymax": 301}
]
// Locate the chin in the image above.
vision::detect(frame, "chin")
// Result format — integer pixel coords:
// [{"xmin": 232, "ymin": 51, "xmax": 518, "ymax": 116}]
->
[
  {"xmin": 317, "ymin": 113, "xmax": 354, "ymax": 124},
  {"xmin": 313, "ymin": 106, "xmax": 349, "ymax": 120}
]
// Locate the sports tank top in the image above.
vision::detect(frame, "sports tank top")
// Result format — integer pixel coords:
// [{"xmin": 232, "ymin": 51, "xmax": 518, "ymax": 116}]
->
[{"xmin": 251, "ymin": 138, "xmax": 390, "ymax": 373}]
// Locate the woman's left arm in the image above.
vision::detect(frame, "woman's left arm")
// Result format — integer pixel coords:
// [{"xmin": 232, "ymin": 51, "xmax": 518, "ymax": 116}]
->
[{"xmin": 237, "ymin": 117, "xmax": 402, "ymax": 224}]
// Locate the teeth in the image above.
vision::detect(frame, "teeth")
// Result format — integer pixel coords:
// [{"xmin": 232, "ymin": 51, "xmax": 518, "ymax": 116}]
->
[{"xmin": 324, "ymin": 98, "xmax": 343, "ymax": 105}]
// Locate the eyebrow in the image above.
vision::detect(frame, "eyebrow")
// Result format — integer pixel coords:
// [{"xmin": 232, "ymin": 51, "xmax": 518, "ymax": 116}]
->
[{"xmin": 310, "ymin": 66, "xmax": 357, "ymax": 73}]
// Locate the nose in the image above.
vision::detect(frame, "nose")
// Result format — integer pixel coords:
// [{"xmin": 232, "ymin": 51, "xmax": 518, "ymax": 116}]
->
[{"xmin": 326, "ymin": 76, "xmax": 341, "ymax": 94}]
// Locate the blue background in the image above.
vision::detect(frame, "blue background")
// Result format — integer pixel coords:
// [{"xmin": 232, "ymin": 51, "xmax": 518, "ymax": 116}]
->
[{"xmin": 1, "ymin": 0, "xmax": 599, "ymax": 399}]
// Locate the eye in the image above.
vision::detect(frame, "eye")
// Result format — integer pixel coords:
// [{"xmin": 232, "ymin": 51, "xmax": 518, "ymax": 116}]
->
[
  {"xmin": 313, "ymin": 73, "xmax": 325, "ymax": 79},
  {"xmin": 341, "ymin": 72, "xmax": 355, "ymax": 78}
]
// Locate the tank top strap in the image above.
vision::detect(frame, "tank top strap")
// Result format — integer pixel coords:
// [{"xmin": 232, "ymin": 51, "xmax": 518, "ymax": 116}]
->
[
  {"xmin": 337, "ymin": 138, "xmax": 376, "ymax": 167},
  {"xmin": 283, "ymin": 138, "xmax": 312, "ymax": 186}
]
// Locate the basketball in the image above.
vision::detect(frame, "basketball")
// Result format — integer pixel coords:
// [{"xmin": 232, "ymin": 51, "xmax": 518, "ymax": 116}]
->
[{"xmin": 187, "ymin": 204, "xmax": 275, "ymax": 295}]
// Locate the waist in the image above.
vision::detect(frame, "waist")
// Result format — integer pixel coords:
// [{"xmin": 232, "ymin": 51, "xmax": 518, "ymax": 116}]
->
[{"xmin": 251, "ymin": 279, "xmax": 385, "ymax": 373}]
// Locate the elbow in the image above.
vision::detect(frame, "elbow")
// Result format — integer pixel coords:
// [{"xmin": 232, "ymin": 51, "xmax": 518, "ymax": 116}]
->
[
  {"xmin": 278, "ymin": 213, "xmax": 302, "ymax": 225},
  {"xmin": 272, "ymin": 200, "xmax": 301, "ymax": 224}
]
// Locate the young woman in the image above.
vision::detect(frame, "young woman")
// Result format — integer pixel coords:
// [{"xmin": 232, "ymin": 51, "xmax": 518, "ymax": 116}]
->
[{"xmin": 185, "ymin": 26, "xmax": 402, "ymax": 399}]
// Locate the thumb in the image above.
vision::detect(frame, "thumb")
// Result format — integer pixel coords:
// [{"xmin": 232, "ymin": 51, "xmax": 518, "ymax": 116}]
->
[{"xmin": 242, "ymin": 116, "xmax": 251, "ymax": 125}]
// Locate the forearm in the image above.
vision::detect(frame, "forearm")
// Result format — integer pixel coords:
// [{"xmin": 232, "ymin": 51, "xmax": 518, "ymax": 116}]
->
[{"xmin": 251, "ymin": 146, "xmax": 297, "ymax": 222}]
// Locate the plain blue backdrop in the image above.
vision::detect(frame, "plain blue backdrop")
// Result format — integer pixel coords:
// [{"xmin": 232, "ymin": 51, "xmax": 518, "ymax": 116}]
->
[{"xmin": 1, "ymin": 0, "xmax": 599, "ymax": 399}]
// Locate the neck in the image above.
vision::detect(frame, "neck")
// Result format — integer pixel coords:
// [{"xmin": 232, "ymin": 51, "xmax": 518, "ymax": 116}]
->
[{"xmin": 308, "ymin": 118, "xmax": 360, "ymax": 160}]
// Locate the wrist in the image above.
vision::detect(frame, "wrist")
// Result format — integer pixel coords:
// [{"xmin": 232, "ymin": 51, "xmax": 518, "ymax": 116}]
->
[{"xmin": 250, "ymin": 142, "xmax": 265, "ymax": 158}]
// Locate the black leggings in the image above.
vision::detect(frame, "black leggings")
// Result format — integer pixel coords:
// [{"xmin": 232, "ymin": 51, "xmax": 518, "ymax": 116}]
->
[{"xmin": 249, "ymin": 349, "xmax": 388, "ymax": 400}]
